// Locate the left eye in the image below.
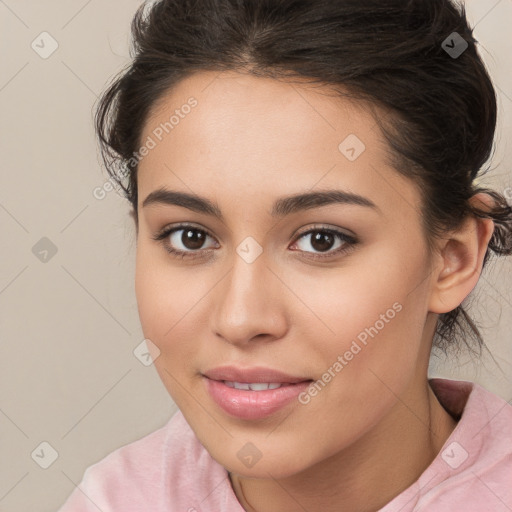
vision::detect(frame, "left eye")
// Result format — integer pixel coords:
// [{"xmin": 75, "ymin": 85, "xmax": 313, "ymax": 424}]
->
[{"xmin": 291, "ymin": 228, "xmax": 356, "ymax": 256}]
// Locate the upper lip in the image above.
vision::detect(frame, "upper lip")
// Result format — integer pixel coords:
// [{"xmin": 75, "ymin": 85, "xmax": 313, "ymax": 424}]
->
[{"xmin": 203, "ymin": 365, "xmax": 311, "ymax": 384}]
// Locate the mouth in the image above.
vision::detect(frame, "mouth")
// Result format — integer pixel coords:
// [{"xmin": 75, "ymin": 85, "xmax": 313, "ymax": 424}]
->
[{"xmin": 202, "ymin": 366, "xmax": 313, "ymax": 420}]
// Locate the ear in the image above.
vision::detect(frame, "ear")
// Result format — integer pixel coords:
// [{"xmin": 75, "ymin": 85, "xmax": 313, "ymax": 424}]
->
[{"xmin": 429, "ymin": 193, "xmax": 495, "ymax": 314}]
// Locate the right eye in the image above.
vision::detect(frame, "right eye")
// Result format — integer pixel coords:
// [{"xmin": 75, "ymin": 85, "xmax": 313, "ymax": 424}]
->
[{"xmin": 152, "ymin": 223, "xmax": 219, "ymax": 260}]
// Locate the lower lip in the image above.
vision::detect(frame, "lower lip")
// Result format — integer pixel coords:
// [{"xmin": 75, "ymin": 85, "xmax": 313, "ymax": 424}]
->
[{"xmin": 204, "ymin": 377, "xmax": 311, "ymax": 420}]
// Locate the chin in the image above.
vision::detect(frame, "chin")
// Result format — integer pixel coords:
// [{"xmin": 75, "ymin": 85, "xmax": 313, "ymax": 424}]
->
[{"xmin": 203, "ymin": 436, "xmax": 316, "ymax": 480}]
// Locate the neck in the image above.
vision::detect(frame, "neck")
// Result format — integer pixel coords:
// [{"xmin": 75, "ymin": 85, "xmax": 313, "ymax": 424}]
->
[{"xmin": 229, "ymin": 378, "xmax": 457, "ymax": 512}]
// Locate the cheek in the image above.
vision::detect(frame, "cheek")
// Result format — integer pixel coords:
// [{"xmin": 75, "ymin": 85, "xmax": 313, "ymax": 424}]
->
[
  {"xmin": 135, "ymin": 236, "xmax": 186, "ymax": 315},
  {"xmin": 135, "ymin": 243, "xmax": 218, "ymax": 371},
  {"xmin": 134, "ymin": 246, "xmax": 206, "ymax": 407},
  {"xmin": 290, "ymin": 243, "xmax": 427, "ymax": 344},
  {"xmin": 135, "ymin": 245, "xmax": 187, "ymax": 347},
  {"xmin": 292, "ymin": 243, "xmax": 430, "ymax": 393}
]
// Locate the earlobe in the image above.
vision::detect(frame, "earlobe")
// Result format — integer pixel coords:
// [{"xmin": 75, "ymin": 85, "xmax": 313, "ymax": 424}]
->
[{"xmin": 429, "ymin": 198, "xmax": 495, "ymax": 314}]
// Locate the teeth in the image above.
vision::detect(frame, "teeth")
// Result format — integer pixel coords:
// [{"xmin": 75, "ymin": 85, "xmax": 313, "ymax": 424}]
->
[
  {"xmin": 249, "ymin": 382, "xmax": 278, "ymax": 391},
  {"xmin": 224, "ymin": 381, "xmax": 284, "ymax": 391}
]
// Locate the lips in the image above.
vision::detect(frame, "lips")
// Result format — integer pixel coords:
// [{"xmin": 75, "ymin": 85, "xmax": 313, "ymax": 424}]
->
[{"xmin": 202, "ymin": 365, "xmax": 313, "ymax": 420}]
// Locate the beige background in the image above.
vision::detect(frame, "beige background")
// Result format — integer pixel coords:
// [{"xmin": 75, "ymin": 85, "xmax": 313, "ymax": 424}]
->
[{"xmin": 0, "ymin": 1, "xmax": 510, "ymax": 510}]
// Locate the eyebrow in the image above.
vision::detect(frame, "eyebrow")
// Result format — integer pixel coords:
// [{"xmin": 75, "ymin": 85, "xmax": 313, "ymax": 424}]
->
[{"xmin": 142, "ymin": 187, "xmax": 379, "ymax": 220}]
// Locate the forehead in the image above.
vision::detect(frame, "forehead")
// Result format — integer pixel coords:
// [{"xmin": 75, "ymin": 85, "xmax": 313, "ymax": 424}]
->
[
  {"xmin": 137, "ymin": 70, "xmax": 419, "ymax": 218},
  {"xmin": 142, "ymin": 70, "xmax": 376, "ymax": 157}
]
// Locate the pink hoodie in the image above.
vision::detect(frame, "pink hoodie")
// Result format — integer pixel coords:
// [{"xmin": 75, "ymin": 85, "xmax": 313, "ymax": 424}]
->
[{"xmin": 57, "ymin": 378, "xmax": 512, "ymax": 511}]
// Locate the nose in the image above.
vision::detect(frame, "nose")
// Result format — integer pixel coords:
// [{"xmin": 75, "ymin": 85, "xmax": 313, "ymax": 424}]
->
[{"xmin": 210, "ymin": 248, "xmax": 289, "ymax": 347}]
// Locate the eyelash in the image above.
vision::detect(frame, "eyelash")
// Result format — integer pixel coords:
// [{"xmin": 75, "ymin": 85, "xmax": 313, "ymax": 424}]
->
[{"xmin": 152, "ymin": 223, "xmax": 358, "ymax": 261}]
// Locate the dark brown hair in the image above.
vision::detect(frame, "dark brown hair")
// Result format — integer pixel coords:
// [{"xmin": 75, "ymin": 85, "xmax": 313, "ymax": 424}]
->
[{"xmin": 95, "ymin": 0, "xmax": 512, "ymax": 354}]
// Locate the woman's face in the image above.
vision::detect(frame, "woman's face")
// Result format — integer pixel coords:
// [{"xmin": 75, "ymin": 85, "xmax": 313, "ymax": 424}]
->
[{"xmin": 135, "ymin": 70, "xmax": 438, "ymax": 478}]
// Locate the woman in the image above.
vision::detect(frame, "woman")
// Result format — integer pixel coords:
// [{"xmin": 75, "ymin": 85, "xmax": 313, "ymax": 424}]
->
[{"xmin": 58, "ymin": 0, "xmax": 512, "ymax": 510}]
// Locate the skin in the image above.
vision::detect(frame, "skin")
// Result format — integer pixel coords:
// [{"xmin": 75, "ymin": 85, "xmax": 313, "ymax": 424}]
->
[{"xmin": 134, "ymin": 70, "xmax": 494, "ymax": 512}]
